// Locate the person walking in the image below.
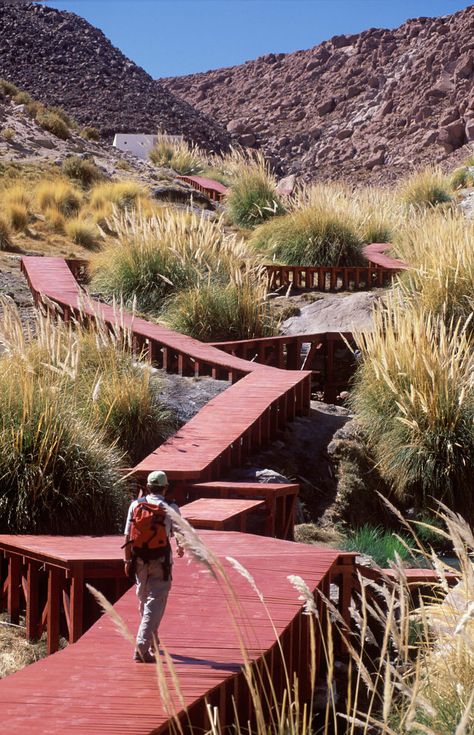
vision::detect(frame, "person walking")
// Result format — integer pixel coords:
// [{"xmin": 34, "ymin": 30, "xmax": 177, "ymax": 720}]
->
[{"xmin": 123, "ymin": 470, "xmax": 184, "ymax": 663}]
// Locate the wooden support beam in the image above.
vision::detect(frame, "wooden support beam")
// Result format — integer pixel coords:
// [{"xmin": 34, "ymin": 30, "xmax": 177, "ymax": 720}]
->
[
  {"xmin": 7, "ymin": 554, "xmax": 21, "ymax": 625},
  {"xmin": 26, "ymin": 561, "xmax": 41, "ymax": 641},
  {"xmin": 47, "ymin": 567, "xmax": 62, "ymax": 655}
]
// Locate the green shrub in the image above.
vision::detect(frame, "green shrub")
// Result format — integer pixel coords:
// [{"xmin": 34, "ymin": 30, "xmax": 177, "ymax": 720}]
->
[
  {"xmin": 65, "ymin": 218, "xmax": 99, "ymax": 249},
  {"xmin": 80, "ymin": 126, "xmax": 100, "ymax": 141},
  {"xmin": 250, "ymin": 205, "xmax": 364, "ymax": 266},
  {"xmin": 61, "ymin": 156, "xmax": 103, "ymax": 187},
  {"xmin": 0, "ymin": 367, "xmax": 125, "ymax": 535},
  {"xmin": 227, "ymin": 169, "xmax": 285, "ymax": 228},
  {"xmin": 399, "ymin": 169, "xmax": 452, "ymax": 208},
  {"xmin": 351, "ymin": 299, "xmax": 474, "ymax": 520},
  {"xmin": 36, "ymin": 110, "xmax": 70, "ymax": 140},
  {"xmin": 164, "ymin": 280, "xmax": 276, "ymax": 342},
  {"xmin": 341, "ymin": 524, "xmax": 414, "ymax": 567},
  {"xmin": 450, "ymin": 166, "xmax": 474, "ymax": 190},
  {"xmin": 90, "ymin": 208, "xmax": 243, "ymax": 315},
  {"xmin": 149, "ymin": 135, "xmax": 205, "ymax": 175}
]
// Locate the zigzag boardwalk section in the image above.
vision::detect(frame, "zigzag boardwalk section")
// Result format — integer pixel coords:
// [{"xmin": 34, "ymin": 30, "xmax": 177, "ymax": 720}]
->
[
  {"xmin": 0, "ymin": 532, "xmax": 351, "ymax": 735},
  {"xmin": 21, "ymin": 256, "xmax": 311, "ymax": 537},
  {"xmin": 4, "ymin": 253, "xmax": 396, "ymax": 732}
]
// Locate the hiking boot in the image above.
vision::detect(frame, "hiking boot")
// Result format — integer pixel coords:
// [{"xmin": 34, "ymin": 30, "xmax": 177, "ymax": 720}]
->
[{"xmin": 133, "ymin": 650, "xmax": 156, "ymax": 663}]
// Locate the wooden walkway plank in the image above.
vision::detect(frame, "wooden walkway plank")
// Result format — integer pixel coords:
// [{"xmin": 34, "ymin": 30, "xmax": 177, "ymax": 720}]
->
[{"xmin": 0, "ymin": 532, "xmax": 350, "ymax": 735}]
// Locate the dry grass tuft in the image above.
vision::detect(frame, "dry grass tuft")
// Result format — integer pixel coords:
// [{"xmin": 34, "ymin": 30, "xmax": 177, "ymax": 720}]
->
[
  {"xmin": 0, "ymin": 298, "xmax": 175, "ymax": 532},
  {"xmin": 0, "ymin": 615, "xmax": 53, "ymax": 679},
  {"xmin": 149, "ymin": 134, "xmax": 205, "ymax": 175},
  {"xmin": 398, "ymin": 168, "xmax": 453, "ymax": 209},
  {"xmin": 0, "ymin": 216, "xmax": 11, "ymax": 250},
  {"xmin": 225, "ymin": 150, "xmax": 285, "ymax": 228},
  {"xmin": 393, "ymin": 209, "xmax": 474, "ymax": 326},
  {"xmin": 64, "ymin": 218, "xmax": 99, "ymax": 249},
  {"xmin": 350, "ymin": 296, "xmax": 474, "ymax": 517},
  {"xmin": 35, "ymin": 180, "xmax": 82, "ymax": 218},
  {"xmin": 90, "ymin": 180, "xmax": 148, "ymax": 212}
]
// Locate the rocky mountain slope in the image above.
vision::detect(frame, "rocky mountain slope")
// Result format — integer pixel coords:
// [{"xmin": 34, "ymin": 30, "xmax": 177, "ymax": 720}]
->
[
  {"xmin": 0, "ymin": 2, "xmax": 229, "ymax": 151},
  {"xmin": 163, "ymin": 5, "xmax": 474, "ymax": 181}
]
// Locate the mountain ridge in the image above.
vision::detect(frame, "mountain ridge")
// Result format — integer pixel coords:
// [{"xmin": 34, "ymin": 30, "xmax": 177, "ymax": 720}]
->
[
  {"xmin": 0, "ymin": 2, "xmax": 230, "ymax": 151},
  {"xmin": 162, "ymin": 5, "xmax": 474, "ymax": 180}
]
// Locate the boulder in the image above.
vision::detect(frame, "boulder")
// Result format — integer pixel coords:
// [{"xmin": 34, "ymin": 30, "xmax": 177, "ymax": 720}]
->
[
  {"xmin": 317, "ymin": 97, "xmax": 335, "ymax": 115},
  {"xmin": 438, "ymin": 119, "xmax": 466, "ymax": 150},
  {"xmin": 239, "ymin": 132, "xmax": 256, "ymax": 146},
  {"xmin": 337, "ymin": 127, "xmax": 353, "ymax": 140},
  {"xmin": 455, "ymin": 53, "xmax": 473, "ymax": 79},
  {"xmin": 276, "ymin": 174, "xmax": 296, "ymax": 196},
  {"xmin": 465, "ymin": 118, "xmax": 474, "ymax": 142},
  {"xmin": 226, "ymin": 119, "xmax": 247, "ymax": 134},
  {"xmin": 366, "ymin": 149, "xmax": 386, "ymax": 169}
]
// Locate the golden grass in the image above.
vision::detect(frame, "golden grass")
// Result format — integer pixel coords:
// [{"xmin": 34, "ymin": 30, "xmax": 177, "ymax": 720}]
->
[
  {"xmin": 149, "ymin": 134, "xmax": 205, "ymax": 175},
  {"xmin": 398, "ymin": 168, "xmax": 453, "ymax": 209},
  {"xmin": 64, "ymin": 218, "xmax": 99, "ymax": 249},
  {"xmin": 351, "ymin": 295, "xmax": 474, "ymax": 515},
  {"xmin": 291, "ymin": 182, "xmax": 403, "ymax": 243},
  {"xmin": 89, "ymin": 180, "xmax": 148, "ymax": 212},
  {"xmin": 89, "ymin": 207, "xmax": 253, "ymax": 313},
  {"xmin": 393, "ymin": 209, "xmax": 474, "ymax": 324},
  {"xmin": 0, "ymin": 614, "xmax": 53, "ymax": 679},
  {"xmin": 35, "ymin": 180, "xmax": 82, "ymax": 218},
  {"xmin": 0, "ymin": 216, "xmax": 11, "ymax": 250}
]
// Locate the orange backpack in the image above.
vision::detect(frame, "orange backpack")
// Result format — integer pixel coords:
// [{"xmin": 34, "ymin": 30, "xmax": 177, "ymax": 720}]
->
[{"xmin": 129, "ymin": 499, "xmax": 170, "ymax": 560}]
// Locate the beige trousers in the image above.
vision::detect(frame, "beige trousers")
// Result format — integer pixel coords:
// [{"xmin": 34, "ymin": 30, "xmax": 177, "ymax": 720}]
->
[{"xmin": 135, "ymin": 558, "xmax": 171, "ymax": 655}]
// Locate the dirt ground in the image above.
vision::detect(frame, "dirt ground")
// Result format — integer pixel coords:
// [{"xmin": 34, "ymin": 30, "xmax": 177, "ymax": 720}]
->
[{"xmin": 0, "ymin": 613, "xmax": 68, "ymax": 679}]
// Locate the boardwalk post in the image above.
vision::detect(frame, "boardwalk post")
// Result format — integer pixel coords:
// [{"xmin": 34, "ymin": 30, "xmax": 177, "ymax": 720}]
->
[
  {"xmin": 7, "ymin": 553, "xmax": 21, "ymax": 625},
  {"xmin": 25, "ymin": 561, "xmax": 40, "ymax": 640},
  {"xmin": 70, "ymin": 564, "xmax": 84, "ymax": 643},
  {"xmin": 47, "ymin": 566, "xmax": 62, "ymax": 655}
]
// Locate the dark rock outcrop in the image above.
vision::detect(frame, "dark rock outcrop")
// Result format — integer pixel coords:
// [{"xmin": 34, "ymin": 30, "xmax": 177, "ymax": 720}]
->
[
  {"xmin": 0, "ymin": 2, "xmax": 230, "ymax": 151},
  {"xmin": 163, "ymin": 5, "xmax": 474, "ymax": 180}
]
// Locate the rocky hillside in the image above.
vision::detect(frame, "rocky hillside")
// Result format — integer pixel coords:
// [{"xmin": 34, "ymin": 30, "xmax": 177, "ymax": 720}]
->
[
  {"xmin": 0, "ymin": 2, "xmax": 229, "ymax": 151},
  {"xmin": 163, "ymin": 5, "xmax": 474, "ymax": 181}
]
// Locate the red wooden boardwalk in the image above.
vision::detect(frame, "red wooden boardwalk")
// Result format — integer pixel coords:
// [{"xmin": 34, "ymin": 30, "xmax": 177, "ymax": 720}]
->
[
  {"xmin": 180, "ymin": 498, "xmax": 265, "ymax": 530},
  {"xmin": 0, "ymin": 532, "xmax": 350, "ymax": 735},
  {"xmin": 1, "ymin": 251, "xmax": 408, "ymax": 733},
  {"xmin": 177, "ymin": 174, "xmax": 229, "ymax": 202}
]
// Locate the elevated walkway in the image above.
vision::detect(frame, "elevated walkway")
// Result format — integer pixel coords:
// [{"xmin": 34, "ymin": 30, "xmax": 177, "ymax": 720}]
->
[{"xmin": 0, "ymin": 532, "xmax": 352, "ymax": 735}]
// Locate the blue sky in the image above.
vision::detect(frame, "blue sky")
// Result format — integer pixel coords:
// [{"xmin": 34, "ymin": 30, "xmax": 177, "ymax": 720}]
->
[{"xmin": 41, "ymin": 1, "xmax": 472, "ymax": 78}]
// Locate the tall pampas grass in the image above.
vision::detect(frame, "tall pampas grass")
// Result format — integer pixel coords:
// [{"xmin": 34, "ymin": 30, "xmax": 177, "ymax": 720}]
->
[{"xmin": 350, "ymin": 295, "xmax": 474, "ymax": 517}]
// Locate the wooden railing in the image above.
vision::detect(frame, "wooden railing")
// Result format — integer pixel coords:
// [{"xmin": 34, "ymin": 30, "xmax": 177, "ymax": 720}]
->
[
  {"xmin": 211, "ymin": 332, "xmax": 355, "ymax": 403},
  {"xmin": 264, "ymin": 263, "xmax": 394, "ymax": 291}
]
